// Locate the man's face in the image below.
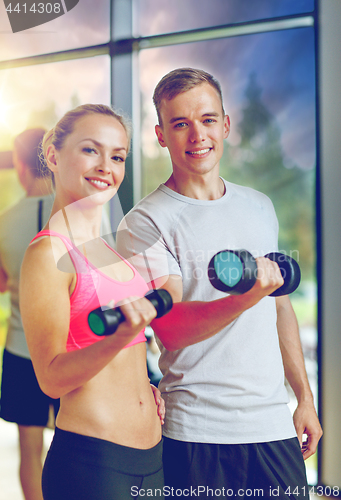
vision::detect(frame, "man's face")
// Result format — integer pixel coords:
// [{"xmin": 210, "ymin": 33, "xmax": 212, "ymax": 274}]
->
[{"xmin": 155, "ymin": 83, "xmax": 230, "ymax": 179}]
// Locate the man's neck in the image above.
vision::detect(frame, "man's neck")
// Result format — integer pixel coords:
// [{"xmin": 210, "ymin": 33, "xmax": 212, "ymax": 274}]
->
[{"xmin": 164, "ymin": 173, "xmax": 225, "ymax": 201}]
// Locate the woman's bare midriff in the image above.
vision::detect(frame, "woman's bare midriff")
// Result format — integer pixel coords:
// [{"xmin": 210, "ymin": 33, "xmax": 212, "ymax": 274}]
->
[{"xmin": 55, "ymin": 343, "xmax": 162, "ymax": 449}]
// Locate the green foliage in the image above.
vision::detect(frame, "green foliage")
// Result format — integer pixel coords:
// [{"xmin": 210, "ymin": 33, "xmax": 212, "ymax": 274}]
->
[
  {"xmin": 142, "ymin": 150, "xmax": 172, "ymax": 196},
  {"xmin": 291, "ymin": 294, "xmax": 317, "ymax": 327}
]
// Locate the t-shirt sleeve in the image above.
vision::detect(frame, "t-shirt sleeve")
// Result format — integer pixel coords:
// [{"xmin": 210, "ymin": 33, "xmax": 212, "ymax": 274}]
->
[{"xmin": 116, "ymin": 210, "xmax": 182, "ymax": 285}]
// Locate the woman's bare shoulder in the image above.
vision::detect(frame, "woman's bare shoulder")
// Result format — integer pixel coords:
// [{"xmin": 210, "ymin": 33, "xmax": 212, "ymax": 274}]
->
[{"xmin": 22, "ymin": 234, "xmax": 73, "ymax": 279}]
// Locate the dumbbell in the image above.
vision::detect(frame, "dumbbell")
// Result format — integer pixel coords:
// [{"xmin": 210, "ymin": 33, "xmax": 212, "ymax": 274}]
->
[
  {"xmin": 88, "ymin": 289, "xmax": 173, "ymax": 336},
  {"xmin": 208, "ymin": 249, "xmax": 300, "ymax": 297}
]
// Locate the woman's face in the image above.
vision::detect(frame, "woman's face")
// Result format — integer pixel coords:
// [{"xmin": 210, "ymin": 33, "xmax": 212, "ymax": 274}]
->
[{"xmin": 48, "ymin": 113, "xmax": 128, "ymax": 207}]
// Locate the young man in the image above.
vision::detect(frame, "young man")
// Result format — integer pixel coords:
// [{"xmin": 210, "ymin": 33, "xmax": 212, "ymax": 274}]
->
[{"xmin": 117, "ymin": 68, "xmax": 322, "ymax": 498}]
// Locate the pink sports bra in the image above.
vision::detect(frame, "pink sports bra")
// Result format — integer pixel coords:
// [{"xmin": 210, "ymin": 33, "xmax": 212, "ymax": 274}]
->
[{"xmin": 30, "ymin": 230, "xmax": 148, "ymax": 351}]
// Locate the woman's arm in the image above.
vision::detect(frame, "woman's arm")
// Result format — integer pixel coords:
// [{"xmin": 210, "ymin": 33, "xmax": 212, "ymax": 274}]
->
[{"xmin": 20, "ymin": 238, "xmax": 156, "ymax": 399}]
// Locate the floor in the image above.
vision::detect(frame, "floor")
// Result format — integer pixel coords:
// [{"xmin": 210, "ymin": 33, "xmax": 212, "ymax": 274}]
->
[{"xmin": 0, "ymin": 418, "xmax": 53, "ymax": 500}]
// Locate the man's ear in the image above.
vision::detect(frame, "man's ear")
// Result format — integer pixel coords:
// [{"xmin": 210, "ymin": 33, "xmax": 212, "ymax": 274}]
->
[
  {"xmin": 223, "ymin": 115, "xmax": 230, "ymax": 139},
  {"xmin": 45, "ymin": 144, "xmax": 59, "ymax": 173},
  {"xmin": 155, "ymin": 124, "xmax": 167, "ymax": 148}
]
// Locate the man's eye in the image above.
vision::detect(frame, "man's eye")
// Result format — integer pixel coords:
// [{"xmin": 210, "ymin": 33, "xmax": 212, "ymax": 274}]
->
[
  {"xmin": 204, "ymin": 119, "xmax": 215, "ymax": 124},
  {"xmin": 174, "ymin": 122, "xmax": 187, "ymax": 128}
]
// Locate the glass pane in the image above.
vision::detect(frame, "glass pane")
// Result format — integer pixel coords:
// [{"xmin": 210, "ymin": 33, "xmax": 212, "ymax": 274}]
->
[
  {"xmin": 135, "ymin": 0, "xmax": 315, "ymax": 36},
  {"xmin": 0, "ymin": 55, "xmax": 110, "ymax": 153},
  {"xmin": 139, "ymin": 27, "xmax": 317, "ymax": 482},
  {"xmin": 0, "ymin": 0, "xmax": 110, "ymax": 61}
]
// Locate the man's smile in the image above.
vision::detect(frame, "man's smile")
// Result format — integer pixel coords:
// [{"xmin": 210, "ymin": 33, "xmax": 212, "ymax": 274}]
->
[{"xmin": 186, "ymin": 148, "xmax": 212, "ymax": 157}]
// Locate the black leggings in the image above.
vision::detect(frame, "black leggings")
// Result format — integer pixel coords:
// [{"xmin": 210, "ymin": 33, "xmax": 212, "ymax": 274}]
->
[{"xmin": 42, "ymin": 428, "xmax": 164, "ymax": 500}]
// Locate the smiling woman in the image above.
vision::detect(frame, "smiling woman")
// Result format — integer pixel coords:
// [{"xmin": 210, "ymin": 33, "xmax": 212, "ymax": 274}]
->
[{"xmin": 18, "ymin": 104, "xmax": 165, "ymax": 500}]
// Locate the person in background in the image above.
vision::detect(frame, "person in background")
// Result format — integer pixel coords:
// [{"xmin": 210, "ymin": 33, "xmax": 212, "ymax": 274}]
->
[{"xmin": 0, "ymin": 128, "xmax": 58, "ymax": 500}]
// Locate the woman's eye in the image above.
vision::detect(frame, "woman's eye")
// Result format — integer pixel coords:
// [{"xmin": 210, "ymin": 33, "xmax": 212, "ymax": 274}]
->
[
  {"xmin": 112, "ymin": 156, "xmax": 125, "ymax": 162},
  {"xmin": 83, "ymin": 147, "xmax": 96, "ymax": 154}
]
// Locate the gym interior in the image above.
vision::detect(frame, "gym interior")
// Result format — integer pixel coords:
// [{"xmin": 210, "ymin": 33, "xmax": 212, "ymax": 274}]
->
[{"xmin": 0, "ymin": 0, "xmax": 340, "ymax": 497}]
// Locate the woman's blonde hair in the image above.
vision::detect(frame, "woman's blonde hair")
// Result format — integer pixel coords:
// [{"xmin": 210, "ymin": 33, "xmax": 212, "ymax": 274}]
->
[{"xmin": 41, "ymin": 104, "xmax": 132, "ymax": 177}]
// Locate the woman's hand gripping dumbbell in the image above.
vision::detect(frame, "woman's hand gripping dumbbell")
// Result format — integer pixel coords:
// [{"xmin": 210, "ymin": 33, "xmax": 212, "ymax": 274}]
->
[
  {"xmin": 208, "ymin": 249, "xmax": 301, "ymax": 297},
  {"xmin": 88, "ymin": 289, "xmax": 173, "ymax": 336}
]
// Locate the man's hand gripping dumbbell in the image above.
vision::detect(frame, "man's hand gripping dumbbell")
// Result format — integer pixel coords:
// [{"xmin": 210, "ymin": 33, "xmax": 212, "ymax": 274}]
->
[{"xmin": 208, "ymin": 250, "xmax": 301, "ymax": 297}]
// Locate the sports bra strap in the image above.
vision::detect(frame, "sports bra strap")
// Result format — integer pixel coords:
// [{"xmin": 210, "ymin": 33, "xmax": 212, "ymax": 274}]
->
[
  {"xmin": 31, "ymin": 230, "xmax": 89, "ymax": 274},
  {"xmin": 31, "ymin": 230, "xmax": 74, "ymax": 250}
]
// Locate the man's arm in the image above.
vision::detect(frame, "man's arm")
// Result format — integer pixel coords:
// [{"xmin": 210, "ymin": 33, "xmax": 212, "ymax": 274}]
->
[
  {"xmin": 276, "ymin": 295, "xmax": 322, "ymax": 459},
  {"xmin": 0, "ymin": 267, "xmax": 8, "ymax": 293},
  {"xmin": 151, "ymin": 257, "xmax": 284, "ymax": 351}
]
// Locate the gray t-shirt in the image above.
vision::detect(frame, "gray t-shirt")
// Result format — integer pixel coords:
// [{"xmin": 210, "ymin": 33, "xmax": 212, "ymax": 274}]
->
[
  {"xmin": 0, "ymin": 195, "xmax": 54, "ymax": 358},
  {"xmin": 117, "ymin": 179, "xmax": 296, "ymax": 444}
]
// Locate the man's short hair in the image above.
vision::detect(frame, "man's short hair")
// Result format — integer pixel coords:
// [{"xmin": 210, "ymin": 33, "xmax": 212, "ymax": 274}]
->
[{"xmin": 153, "ymin": 67, "xmax": 225, "ymax": 126}]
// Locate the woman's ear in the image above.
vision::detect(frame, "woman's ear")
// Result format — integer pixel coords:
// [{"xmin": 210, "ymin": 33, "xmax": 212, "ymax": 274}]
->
[{"xmin": 45, "ymin": 144, "xmax": 59, "ymax": 173}]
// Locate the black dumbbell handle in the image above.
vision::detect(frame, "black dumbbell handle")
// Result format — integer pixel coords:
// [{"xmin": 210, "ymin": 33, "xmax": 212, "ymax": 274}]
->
[{"xmin": 88, "ymin": 289, "xmax": 173, "ymax": 336}]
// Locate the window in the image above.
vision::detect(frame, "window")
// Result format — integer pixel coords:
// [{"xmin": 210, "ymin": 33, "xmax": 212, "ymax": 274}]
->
[
  {"xmin": 136, "ymin": 0, "xmax": 315, "ymax": 36},
  {"xmin": 0, "ymin": 56, "xmax": 110, "ymax": 146},
  {"xmin": 0, "ymin": 0, "xmax": 110, "ymax": 60},
  {"xmin": 0, "ymin": 0, "xmax": 110, "ymax": 362},
  {"xmin": 0, "ymin": 54, "xmax": 110, "ymax": 213}
]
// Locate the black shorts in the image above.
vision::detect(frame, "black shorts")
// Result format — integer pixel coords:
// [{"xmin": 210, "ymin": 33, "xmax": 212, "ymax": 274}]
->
[
  {"xmin": 163, "ymin": 436, "xmax": 309, "ymax": 499},
  {"xmin": 0, "ymin": 349, "xmax": 59, "ymax": 426},
  {"xmin": 42, "ymin": 428, "xmax": 164, "ymax": 500}
]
